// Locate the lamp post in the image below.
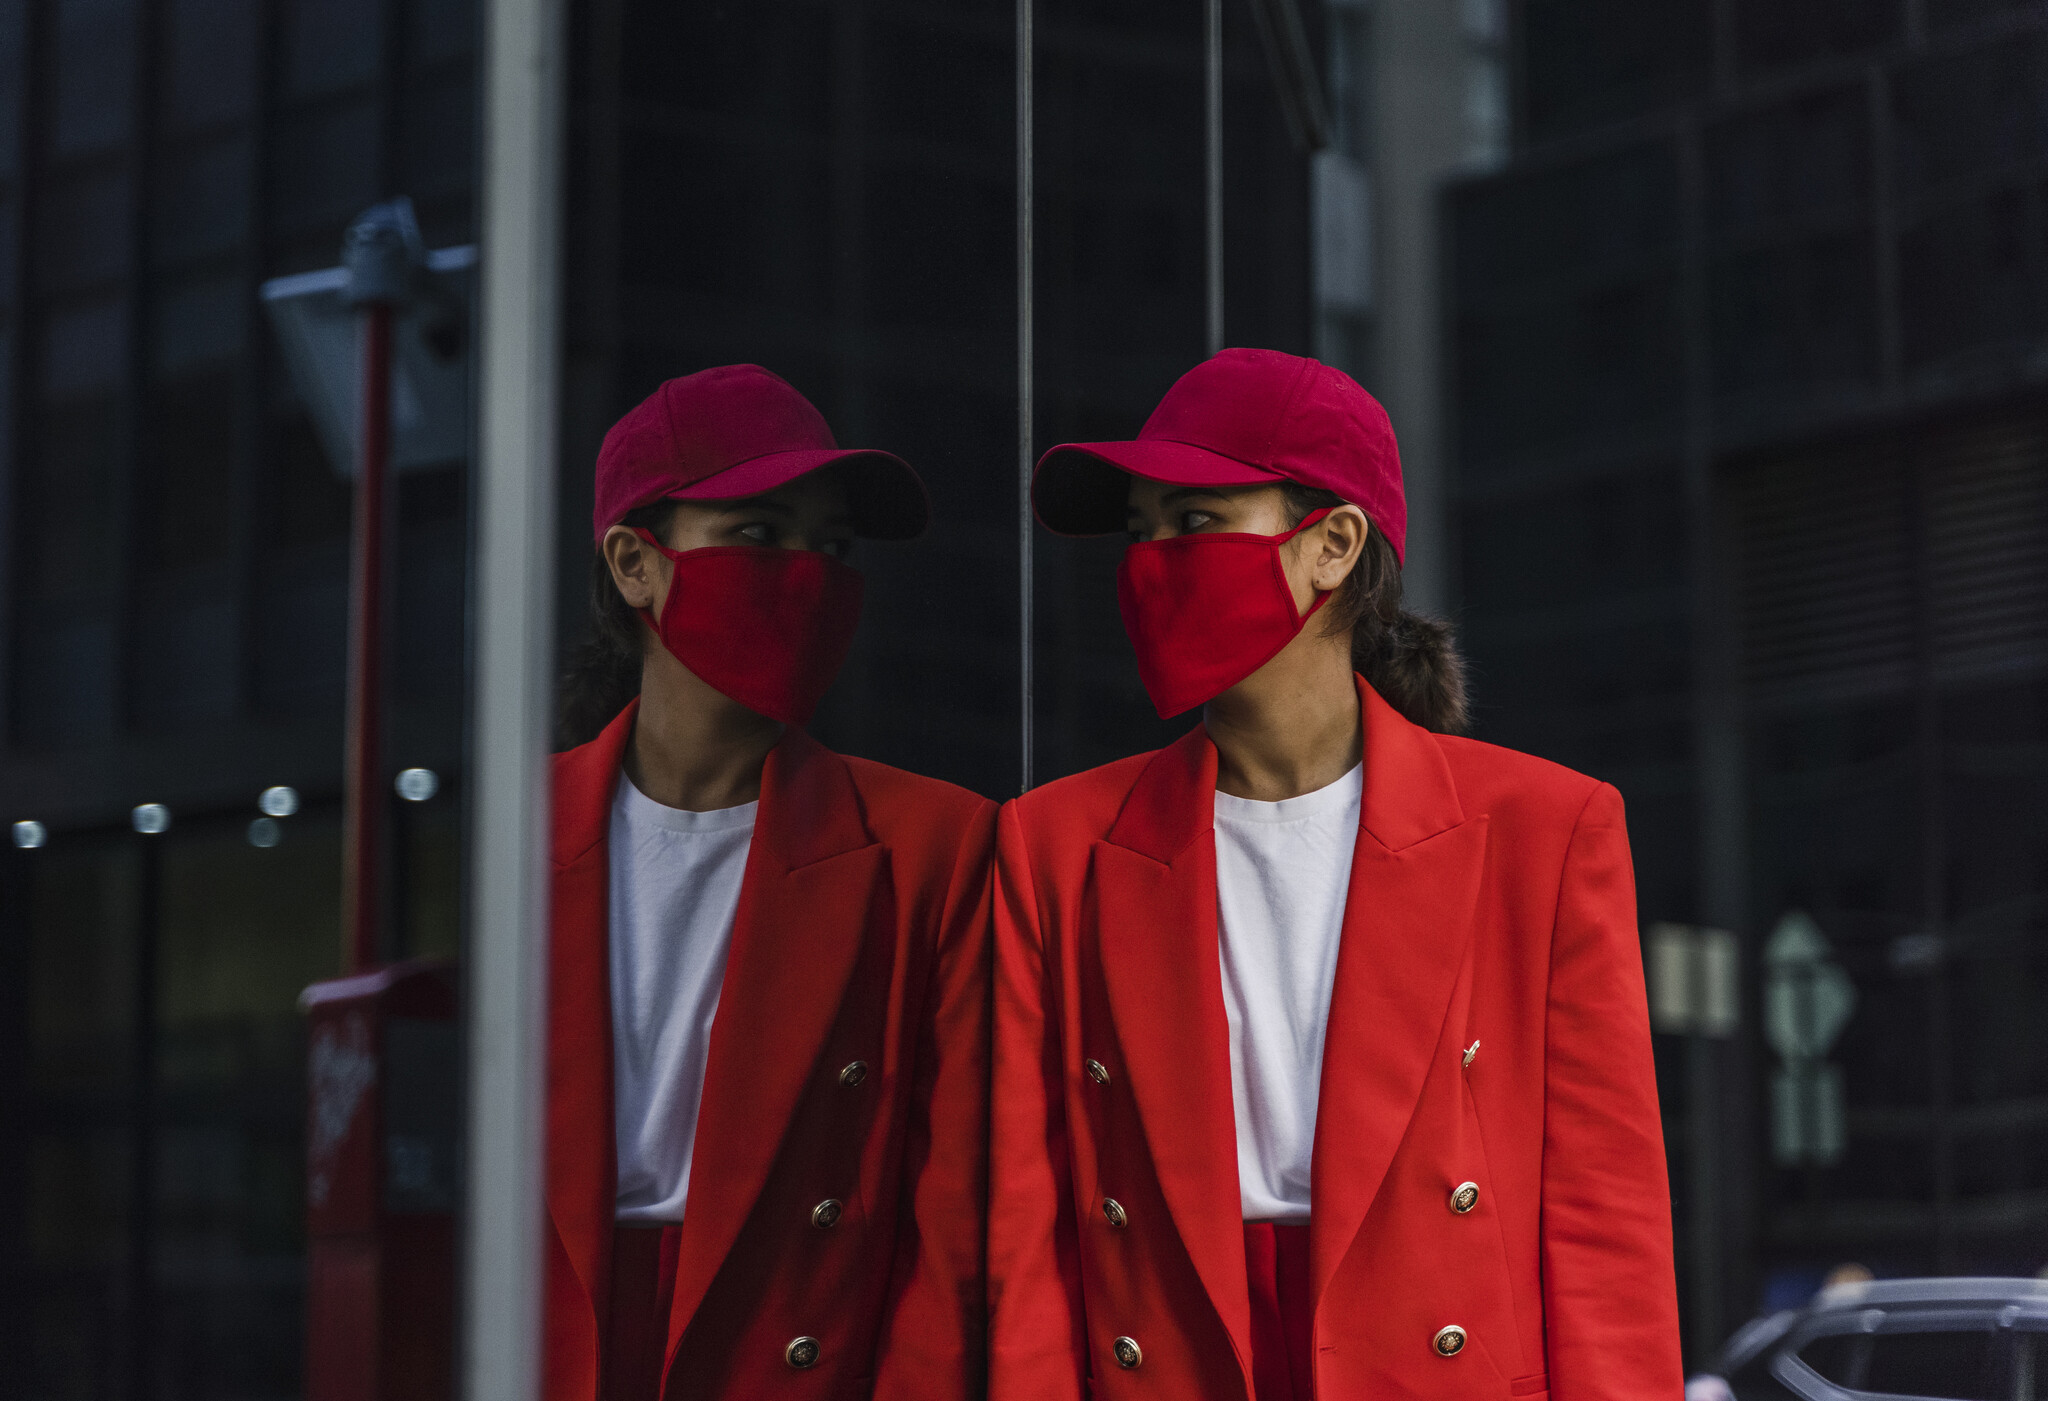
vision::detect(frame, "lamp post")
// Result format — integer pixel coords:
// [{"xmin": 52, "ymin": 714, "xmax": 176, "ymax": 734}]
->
[{"xmin": 338, "ymin": 201, "xmax": 425, "ymax": 975}]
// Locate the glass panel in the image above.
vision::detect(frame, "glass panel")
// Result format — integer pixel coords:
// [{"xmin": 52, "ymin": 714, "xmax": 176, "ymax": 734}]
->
[
  {"xmin": 271, "ymin": 100, "xmax": 379, "ymax": 237},
  {"xmin": 1733, "ymin": 0, "xmax": 1897, "ymax": 71},
  {"xmin": 49, "ymin": 0, "xmax": 137, "ymax": 158},
  {"xmin": 1863, "ymin": 1329, "xmax": 2005, "ymax": 1401},
  {"xmin": 22, "ymin": 836, "xmax": 141, "ymax": 1396},
  {"xmin": 141, "ymin": 364, "xmax": 239, "ymax": 570},
  {"xmin": 411, "ymin": 0, "xmax": 475, "ymax": 65},
  {"xmin": 152, "ymin": 814, "xmax": 341, "ymax": 1393},
  {"xmin": 153, "ymin": 135, "xmax": 252, "ymax": 267},
  {"xmin": 0, "ymin": 0, "xmax": 26, "ymax": 180},
  {"xmin": 34, "ymin": 169, "xmax": 132, "ymax": 295},
  {"xmin": 281, "ymin": 0, "xmax": 382, "ymax": 99},
  {"xmin": 160, "ymin": 0, "xmax": 260, "ymax": 132},
  {"xmin": 1798, "ymin": 1331, "xmax": 1869, "ymax": 1387}
]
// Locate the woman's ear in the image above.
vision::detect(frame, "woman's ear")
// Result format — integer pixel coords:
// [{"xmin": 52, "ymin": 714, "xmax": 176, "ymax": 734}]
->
[
  {"xmin": 1309, "ymin": 505, "xmax": 1370, "ymax": 592},
  {"xmin": 602, "ymin": 526, "xmax": 666, "ymax": 612}
]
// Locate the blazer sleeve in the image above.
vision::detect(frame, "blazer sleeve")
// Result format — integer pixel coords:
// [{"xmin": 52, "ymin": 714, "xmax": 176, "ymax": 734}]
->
[
  {"xmin": 871, "ymin": 798, "xmax": 998, "ymax": 1401},
  {"xmin": 986, "ymin": 802, "xmax": 1089, "ymax": 1401},
  {"xmin": 1539, "ymin": 782, "xmax": 1685, "ymax": 1400}
]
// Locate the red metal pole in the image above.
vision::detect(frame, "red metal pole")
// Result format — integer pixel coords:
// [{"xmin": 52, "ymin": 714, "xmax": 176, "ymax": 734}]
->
[{"xmin": 342, "ymin": 300, "xmax": 395, "ymax": 976}]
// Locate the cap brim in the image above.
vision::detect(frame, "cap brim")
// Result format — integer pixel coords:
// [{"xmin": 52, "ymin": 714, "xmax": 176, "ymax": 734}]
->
[
  {"xmin": 1031, "ymin": 439, "xmax": 1288, "ymax": 536},
  {"xmin": 669, "ymin": 446, "xmax": 930, "ymax": 540}
]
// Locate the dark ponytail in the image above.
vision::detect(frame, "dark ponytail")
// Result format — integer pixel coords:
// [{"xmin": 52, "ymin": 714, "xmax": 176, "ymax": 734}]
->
[
  {"xmin": 557, "ymin": 502, "xmax": 677, "ymax": 750},
  {"xmin": 1282, "ymin": 483, "xmax": 1469, "ymax": 735}
]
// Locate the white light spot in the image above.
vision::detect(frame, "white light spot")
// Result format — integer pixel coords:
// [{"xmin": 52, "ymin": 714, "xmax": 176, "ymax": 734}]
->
[{"xmin": 395, "ymin": 768, "xmax": 439, "ymax": 802}]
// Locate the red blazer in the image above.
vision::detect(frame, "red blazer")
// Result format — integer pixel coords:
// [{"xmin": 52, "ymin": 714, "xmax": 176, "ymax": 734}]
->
[
  {"xmin": 546, "ymin": 702, "xmax": 996, "ymax": 1400},
  {"xmin": 988, "ymin": 678, "xmax": 1681, "ymax": 1401}
]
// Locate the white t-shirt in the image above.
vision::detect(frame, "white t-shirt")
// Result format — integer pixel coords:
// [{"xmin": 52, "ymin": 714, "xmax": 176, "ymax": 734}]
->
[
  {"xmin": 607, "ymin": 772, "xmax": 757, "ymax": 1223},
  {"xmin": 1214, "ymin": 762, "xmax": 1363, "ymax": 1222}
]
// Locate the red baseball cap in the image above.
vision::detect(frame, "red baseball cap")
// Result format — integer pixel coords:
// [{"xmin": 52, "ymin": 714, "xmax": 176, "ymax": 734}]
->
[
  {"xmin": 591, "ymin": 364, "xmax": 929, "ymax": 543},
  {"xmin": 1032, "ymin": 348, "xmax": 1407, "ymax": 562}
]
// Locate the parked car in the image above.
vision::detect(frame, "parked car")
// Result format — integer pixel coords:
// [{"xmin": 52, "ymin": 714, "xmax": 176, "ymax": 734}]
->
[{"xmin": 1694, "ymin": 1277, "xmax": 2048, "ymax": 1400}]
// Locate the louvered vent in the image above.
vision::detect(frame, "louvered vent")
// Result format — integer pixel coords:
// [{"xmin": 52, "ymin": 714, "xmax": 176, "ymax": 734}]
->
[
  {"xmin": 1733, "ymin": 412, "xmax": 2048, "ymax": 707},
  {"xmin": 1926, "ymin": 419, "xmax": 2048, "ymax": 685}
]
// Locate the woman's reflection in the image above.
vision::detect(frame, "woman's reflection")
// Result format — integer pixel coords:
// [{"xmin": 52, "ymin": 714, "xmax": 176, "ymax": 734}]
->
[{"xmin": 547, "ymin": 365, "xmax": 995, "ymax": 1400}]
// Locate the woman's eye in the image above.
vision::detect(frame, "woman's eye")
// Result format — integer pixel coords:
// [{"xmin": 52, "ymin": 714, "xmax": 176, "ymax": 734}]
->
[
  {"xmin": 736, "ymin": 522, "xmax": 776, "ymax": 546},
  {"xmin": 1182, "ymin": 511, "xmax": 1216, "ymax": 532}
]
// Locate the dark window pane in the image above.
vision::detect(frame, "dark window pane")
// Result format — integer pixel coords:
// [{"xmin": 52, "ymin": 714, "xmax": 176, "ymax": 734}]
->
[
  {"xmin": 1734, "ymin": 0, "xmax": 1897, "ymax": 71},
  {"xmin": 21, "ymin": 391, "xmax": 121, "ymax": 600},
  {"xmin": 35, "ymin": 170, "xmax": 131, "ymax": 294},
  {"xmin": 1706, "ymin": 89, "xmax": 1869, "ymax": 243},
  {"xmin": 12, "ymin": 606, "xmax": 119, "ymax": 744},
  {"xmin": 141, "ymin": 368, "xmax": 238, "ymax": 570},
  {"xmin": 1798, "ymin": 1332, "xmax": 1868, "ymax": 1386},
  {"xmin": 268, "ymin": 396, "xmax": 350, "ymax": 542},
  {"xmin": 621, "ymin": 3, "xmax": 830, "ymax": 131},
  {"xmin": 153, "ymin": 136, "xmax": 252, "ymax": 266},
  {"xmin": 1899, "ymin": 186, "xmax": 2048, "ymax": 371},
  {"xmin": 1709, "ymin": 234, "xmax": 1879, "ymax": 410},
  {"xmin": 150, "ymin": 821, "xmax": 340, "ymax": 1389},
  {"xmin": 1894, "ymin": 35, "xmax": 2048, "ymax": 202},
  {"xmin": 161, "ymin": 0, "xmax": 260, "ymax": 131},
  {"xmin": 272, "ymin": 101, "xmax": 378, "ymax": 236},
  {"xmin": 1926, "ymin": 0, "xmax": 2035, "ymax": 27},
  {"xmin": 1863, "ymin": 1329, "xmax": 2004, "ymax": 1400},
  {"xmin": 41, "ymin": 297, "xmax": 128, "ymax": 398},
  {"xmin": 254, "ymin": 544, "xmax": 346, "ymax": 714},
  {"xmin": 150, "ymin": 275, "xmax": 243, "ymax": 374},
  {"xmin": 133, "ymin": 587, "xmax": 238, "ymax": 726},
  {"xmin": 1521, "ymin": 0, "xmax": 1710, "ymax": 141},
  {"xmin": 0, "ymin": 0, "xmax": 26, "ymax": 179},
  {"xmin": 282, "ymin": 0, "xmax": 382, "ymax": 98},
  {"xmin": 412, "ymin": 0, "xmax": 474, "ymax": 64},
  {"xmin": 397, "ymin": 75, "xmax": 476, "ymax": 203},
  {"xmin": 0, "ymin": 194, "xmax": 19, "ymax": 294},
  {"xmin": 50, "ymin": 0, "xmax": 136, "ymax": 157}
]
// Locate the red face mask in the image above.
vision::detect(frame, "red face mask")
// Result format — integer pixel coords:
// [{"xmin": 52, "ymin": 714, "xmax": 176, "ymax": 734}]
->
[
  {"xmin": 1116, "ymin": 509, "xmax": 1333, "ymax": 718},
  {"xmin": 633, "ymin": 530, "xmax": 864, "ymax": 725}
]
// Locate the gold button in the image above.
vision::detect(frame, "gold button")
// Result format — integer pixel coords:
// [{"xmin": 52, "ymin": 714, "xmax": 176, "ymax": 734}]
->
[
  {"xmin": 839, "ymin": 1060, "xmax": 868, "ymax": 1087},
  {"xmin": 1085, "ymin": 1058, "xmax": 1111, "ymax": 1085},
  {"xmin": 1450, "ymin": 1181, "xmax": 1480, "ymax": 1214},
  {"xmin": 1113, "ymin": 1336, "xmax": 1143, "ymax": 1369},
  {"xmin": 1101, "ymin": 1197, "xmax": 1128, "ymax": 1229},
  {"xmin": 786, "ymin": 1336, "xmax": 821, "ymax": 1369},
  {"xmin": 1433, "ymin": 1325, "xmax": 1467, "ymax": 1357},
  {"xmin": 812, "ymin": 1198, "xmax": 843, "ymax": 1229}
]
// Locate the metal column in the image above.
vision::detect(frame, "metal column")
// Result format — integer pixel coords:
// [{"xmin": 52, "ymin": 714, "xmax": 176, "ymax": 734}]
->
[
  {"xmin": 1017, "ymin": 0, "xmax": 1035, "ymax": 794},
  {"xmin": 1205, "ymin": 0, "xmax": 1224, "ymax": 355},
  {"xmin": 463, "ymin": 0, "xmax": 567, "ymax": 1395}
]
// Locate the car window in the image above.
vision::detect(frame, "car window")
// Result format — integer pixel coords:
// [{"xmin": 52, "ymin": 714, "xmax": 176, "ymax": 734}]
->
[
  {"xmin": 1799, "ymin": 1333, "xmax": 1870, "ymax": 1388},
  {"xmin": 1860, "ymin": 1329, "xmax": 2004, "ymax": 1401}
]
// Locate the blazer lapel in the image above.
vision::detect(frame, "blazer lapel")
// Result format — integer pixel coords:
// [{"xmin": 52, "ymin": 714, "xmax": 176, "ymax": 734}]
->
[
  {"xmin": 665, "ymin": 727, "xmax": 884, "ymax": 1355},
  {"xmin": 1095, "ymin": 728, "xmax": 1255, "ymax": 1395},
  {"xmin": 546, "ymin": 701, "xmax": 640, "ymax": 1334},
  {"xmin": 1308, "ymin": 679, "xmax": 1491, "ymax": 1308}
]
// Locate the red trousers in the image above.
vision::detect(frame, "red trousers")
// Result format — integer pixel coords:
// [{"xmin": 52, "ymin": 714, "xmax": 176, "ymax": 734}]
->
[
  {"xmin": 604, "ymin": 1224, "xmax": 681, "ymax": 1401},
  {"xmin": 1244, "ymin": 1221, "xmax": 1314, "ymax": 1401}
]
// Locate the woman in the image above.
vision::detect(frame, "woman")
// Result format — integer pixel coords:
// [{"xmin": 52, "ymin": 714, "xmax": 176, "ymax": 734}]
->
[
  {"xmin": 547, "ymin": 365, "xmax": 993, "ymax": 1401},
  {"xmin": 989, "ymin": 349, "xmax": 1681, "ymax": 1400}
]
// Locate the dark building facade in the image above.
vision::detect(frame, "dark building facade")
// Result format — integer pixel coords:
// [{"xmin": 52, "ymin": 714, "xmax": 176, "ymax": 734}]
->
[
  {"xmin": 1, "ymin": 0, "xmax": 477, "ymax": 1394},
  {"xmin": 1451, "ymin": 0, "xmax": 2048, "ymax": 1366},
  {"xmin": 2, "ymin": 0, "xmax": 1320, "ymax": 1394}
]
